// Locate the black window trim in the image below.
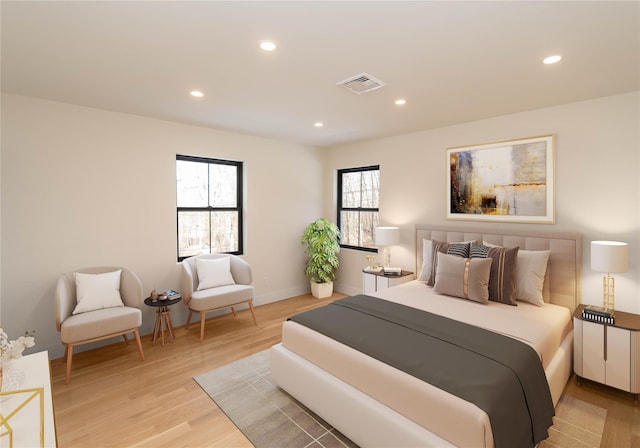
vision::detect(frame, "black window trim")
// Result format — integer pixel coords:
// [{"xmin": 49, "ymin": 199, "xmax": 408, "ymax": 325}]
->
[
  {"xmin": 337, "ymin": 164, "xmax": 380, "ymax": 253},
  {"xmin": 176, "ymin": 154, "xmax": 244, "ymax": 261}
]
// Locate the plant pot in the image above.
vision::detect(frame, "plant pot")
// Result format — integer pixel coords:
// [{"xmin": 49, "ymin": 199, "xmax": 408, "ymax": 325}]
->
[{"xmin": 311, "ymin": 281, "xmax": 333, "ymax": 299}]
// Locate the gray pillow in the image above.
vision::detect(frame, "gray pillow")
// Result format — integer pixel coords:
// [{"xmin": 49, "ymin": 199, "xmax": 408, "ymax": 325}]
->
[{"xmin": 433, "ymin": 252, "xmax": 492, "ymax": 304}]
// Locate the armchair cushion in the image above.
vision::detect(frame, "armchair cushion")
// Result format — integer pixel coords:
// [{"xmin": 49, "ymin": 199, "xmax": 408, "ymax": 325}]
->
[
  {"xmin": 61, "ymin": 306, "xmax": 142, "ymax": 344},
  {"xmin": 73, "ymin": 270, "xmax": 124, "ymax": 315},
  {"xmin": 189, "ymin": 284, "xmax": 255, "ymax": 312},
  {"xmin": 196, "ymin": 257, "xmax": 235, "ymax": 290}
]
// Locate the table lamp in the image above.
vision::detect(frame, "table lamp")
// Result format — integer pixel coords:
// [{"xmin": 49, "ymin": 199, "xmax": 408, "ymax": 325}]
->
[
  {"xmin": 591, "ymin": 240, "xmax": 628, "ymax": 310},
  {"xmin": 375, "ymin": 226, "xmax": 400, "ymax": 269}
]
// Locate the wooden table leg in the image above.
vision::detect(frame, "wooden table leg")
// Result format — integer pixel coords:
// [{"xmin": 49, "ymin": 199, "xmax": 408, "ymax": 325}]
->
[
  {"xmin": 152, "ymin": 311, "xmax": 162, "ymax": 345},
  {"xmin": 160, "ymin": 306, "xmax": 175, "ymax": 343},
  {"xmin": 151, "ymin": 304, "xmax": 178, "ymax": 346},
  {"xmin": 164, "ymin": 311, "xmax": 175, "ymax": 342},
  {"xmin": 160, "ymin": 309, "xmax": 166, "ymax": 346}
]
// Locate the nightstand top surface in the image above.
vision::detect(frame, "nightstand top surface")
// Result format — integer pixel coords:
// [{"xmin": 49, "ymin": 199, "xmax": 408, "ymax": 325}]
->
[
  {"xmin": 574, "ymin": 304, "xmax": 640, "ymax": 331},
  {"xmin": 362, "ymin": 269, "xmax": 413, "ymax": 278}
]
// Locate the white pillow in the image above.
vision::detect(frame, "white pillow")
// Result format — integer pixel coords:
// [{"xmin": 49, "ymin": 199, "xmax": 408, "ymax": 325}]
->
[
  {"xmin": 514, "ymin": 250, "xmax": 550, "ymax": 306},
  {"xmin": 73, "ymin": 270, "xmax": 124, "ymax": 314},
  {"xmin": 418, "ymin": 239, "xmax": 433, "ymax": 281},
  {"xmin": 196, "ymin": 257, "xmax": 236, "ymax": 290}
]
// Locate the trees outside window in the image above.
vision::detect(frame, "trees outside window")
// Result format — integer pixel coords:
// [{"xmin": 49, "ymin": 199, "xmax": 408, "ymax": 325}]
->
[
  {"xmin": 176, "ymin": 155, "xmax": 243, "ymax": 261},
  {"xmin": 337, "ymin": 165, "xmax": 380, "ymax": 251}
]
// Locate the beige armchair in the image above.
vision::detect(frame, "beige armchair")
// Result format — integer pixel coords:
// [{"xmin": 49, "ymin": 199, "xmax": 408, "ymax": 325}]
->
[
  {"xmin": 181, "ymin": 254, "xmax": 257, "ymax": 342},
  {"xmin": 55, "ymin": 266, "xmax": 145, "ymax": 384}
]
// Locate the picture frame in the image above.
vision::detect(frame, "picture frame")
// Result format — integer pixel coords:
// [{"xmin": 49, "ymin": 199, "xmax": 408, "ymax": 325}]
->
[{"xmin": 447, "ymin": 134, "xmax": 555, "ymax": 223}]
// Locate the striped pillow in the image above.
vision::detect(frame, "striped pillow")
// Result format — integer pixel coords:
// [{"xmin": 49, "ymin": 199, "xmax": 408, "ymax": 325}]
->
[
  {"xmin": 470, "ymin": 244, "xmax": 490, "ymax": 258},
  {"xmin": 447, "ymin": 242, "xmax": 471, "ymax": 258},
  {"xmin": 470, "ymin": 243, "xmax": 519, "ymax": 305}
]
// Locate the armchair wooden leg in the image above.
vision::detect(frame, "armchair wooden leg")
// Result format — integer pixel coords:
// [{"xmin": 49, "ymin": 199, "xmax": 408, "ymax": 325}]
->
[
  {"xmin": 185, "ymin": 310, "xmax": 193, "ymax": 329},
  {"xmin": 122, "ymin": 333, "xmax": 129, "ymax": 344},
  {"xmin": 65, "ymin": 344, "xmax": 74, "ymax": 385},
  {"xmin": 249, "ymin": 300, "xmax": 258, "ymax": 326},
  {"xmin": 133, "ymin": 329, "xmax": 145, "ymax": 361},
  {"xmin": 231, "ymin": 306, "xmax": 237, "ymax": 317},
  {"xmin": 200, "ymin": 312, "xmax": 206, "ymax": 342}
]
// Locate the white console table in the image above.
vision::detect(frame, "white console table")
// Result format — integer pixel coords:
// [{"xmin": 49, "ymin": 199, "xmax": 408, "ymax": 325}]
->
[{"xmin": 0, "ymin": 351, "xmax": 57, "ymax": 447}]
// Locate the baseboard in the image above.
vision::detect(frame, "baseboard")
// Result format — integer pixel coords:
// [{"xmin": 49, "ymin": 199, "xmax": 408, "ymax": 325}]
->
[{"xmin": 254, "ymin": 285, "xmax": 310, "ymax": 306}]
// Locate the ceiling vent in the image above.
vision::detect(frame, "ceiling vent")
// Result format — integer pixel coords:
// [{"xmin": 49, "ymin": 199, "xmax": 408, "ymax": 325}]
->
[{"xmin": 337, "ymin": 72, "xmax": 386, "ymax": 94}]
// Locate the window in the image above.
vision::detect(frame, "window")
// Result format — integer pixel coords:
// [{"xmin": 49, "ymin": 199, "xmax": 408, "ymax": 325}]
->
[
  {"xmin": 337, "ymin": 165, "xmax": 380, "ymax": 251},
  {"xmin": 176, "ymin": 155, "xmax": 243, "ymax": 261}
]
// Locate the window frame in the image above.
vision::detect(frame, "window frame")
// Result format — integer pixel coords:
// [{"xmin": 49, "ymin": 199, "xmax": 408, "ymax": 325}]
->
[
  {"xmin": 337, "ymin": 165, "xmax": 380, "ymax": 252},
  {"xmin": 176, "ymin": 154, "xmax": 243, "ymax": 262}
]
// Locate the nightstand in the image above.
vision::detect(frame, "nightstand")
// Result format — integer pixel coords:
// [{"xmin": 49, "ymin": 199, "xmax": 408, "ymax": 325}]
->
[
  {"xmin": 362, "ymin": 269, "xmax": 414, "ymax": 294},
  {"xmin": 573, "ymin": 304, "xmax": 640, "ymax": 404}
]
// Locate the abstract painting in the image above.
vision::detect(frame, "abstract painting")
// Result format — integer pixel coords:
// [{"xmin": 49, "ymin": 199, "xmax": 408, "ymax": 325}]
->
[{"xmin": 447, "ymin": 135, "xmax": 555, "ymax": 223}]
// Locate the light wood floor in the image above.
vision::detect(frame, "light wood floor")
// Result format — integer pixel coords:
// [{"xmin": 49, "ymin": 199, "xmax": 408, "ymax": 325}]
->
[{"xmin": 51, "ymin": 293, "xmax": 640, "ymax": 447}]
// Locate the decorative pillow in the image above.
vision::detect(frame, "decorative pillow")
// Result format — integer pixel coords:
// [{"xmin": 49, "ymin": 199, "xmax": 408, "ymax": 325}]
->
[
  {"xmin": 483, "ymin": 241, "xmax": 552, "ymax": 306},
  {"xmin": 73, "ymin": 270, "xmax": 124, "ymax": 315},
  {"xmin": 447, "ymin": 242, "xmax": 471, "ymax": 258},
  {"xmin": 514, "ymin": 250, "xmax": 551, "ymax": 306},
  {"xmin": 196, "ymin": 257, "xmax": 236, "ymax": 290},
  {"xmin": 425, "ymin": 240, "xmax": 474, "ymax": 286},
  {"xmin": 470, "ymin": 244, "xmax": 519, "ymax": 306},
  {"xmin": 433, "ymin": 253, "xmax": 492, "ymax": 304},
  {"xmin": 418, "ymin": 239, "xmax": 434, "ymax": 281}
]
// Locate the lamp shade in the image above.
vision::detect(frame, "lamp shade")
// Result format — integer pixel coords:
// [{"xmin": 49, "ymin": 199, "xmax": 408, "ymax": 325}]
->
[
  {"xmin": 591, "ymin": 241, "xmax": 628, "ymax": 273},
  {"xmin": 375, "ymin": 226, "xmax": 400, "ymax": 246}
]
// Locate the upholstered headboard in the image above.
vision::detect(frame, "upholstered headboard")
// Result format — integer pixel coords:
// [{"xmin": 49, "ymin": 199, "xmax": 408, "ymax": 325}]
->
[{"xmin": 415, "ymin": 224, "xmax": 582, "ymax": 312}]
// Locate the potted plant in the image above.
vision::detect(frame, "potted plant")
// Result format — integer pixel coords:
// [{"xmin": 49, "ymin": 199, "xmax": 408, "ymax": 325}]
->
[{"xmin": 301, "ymin": 218, "xmax": 340, "ymax": 299}]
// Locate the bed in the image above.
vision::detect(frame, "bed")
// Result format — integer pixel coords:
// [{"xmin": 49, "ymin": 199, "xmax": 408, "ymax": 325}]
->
[{"xmin": 270, "ymin": 225, "xmax": 582, "ymax": 447}]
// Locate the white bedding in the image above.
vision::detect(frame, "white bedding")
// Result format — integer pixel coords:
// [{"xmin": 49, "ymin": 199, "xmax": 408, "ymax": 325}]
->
[
  {"xmin": 372, "ymin": 281, "xmax": 572, "ymax": 369},
  {"xmin": 275, "ymin": 281, "xmax": 572, "ymax": 447}
]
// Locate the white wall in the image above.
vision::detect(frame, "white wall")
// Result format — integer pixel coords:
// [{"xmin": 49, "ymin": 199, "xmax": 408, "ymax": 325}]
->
[
  {"xmin": 3, "ymin": 91, "xmax": 638, "ymax": 359},
  {"xmin": 326, "ymin": 92, "xmax": 640, "ymax": 313},
  {"xmin": 1, "ymin": 93, "xmax": 324, "ymax": 358}
]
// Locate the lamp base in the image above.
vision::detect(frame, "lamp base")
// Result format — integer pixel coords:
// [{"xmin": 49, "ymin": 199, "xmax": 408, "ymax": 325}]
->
[
  {"xmin": 382, "ymin": 247, "xmax": 391, "ymax": 268},
  {"xmin": 602, "ymin": 274, "xmax": 615, "ymax": 310}
]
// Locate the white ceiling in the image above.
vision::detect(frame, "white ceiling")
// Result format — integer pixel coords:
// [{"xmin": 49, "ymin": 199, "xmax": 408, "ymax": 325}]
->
[{"xmin": 2, "ymin": 1, "xmax": 638, "ymax": 148}]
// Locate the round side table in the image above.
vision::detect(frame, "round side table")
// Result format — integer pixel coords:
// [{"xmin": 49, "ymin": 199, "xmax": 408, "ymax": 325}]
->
[{"xmin": 144, "ymin": 296, "xmax": 182, "ymax": 346}]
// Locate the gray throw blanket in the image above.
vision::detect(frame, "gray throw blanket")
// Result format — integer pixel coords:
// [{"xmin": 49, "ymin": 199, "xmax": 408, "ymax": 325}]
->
[{"xmin": 289, "ymin": 294, "xmax": 554, "ymax": 448}]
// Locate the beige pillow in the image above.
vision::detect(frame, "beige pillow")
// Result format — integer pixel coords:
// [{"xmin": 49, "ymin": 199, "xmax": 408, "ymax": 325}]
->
[
  {"xmin": 196, "ymin": 257, "xmax": 236, "ymax": 290},
  {"xmin": 433, "ymin": 253, "xmax": 492, "ymax": 304},
  {"xmin": 514, "ymin": 250, "xmax": 550, "ymax": 306},
  {"xmin": 73, "ymin": 270, "xmax": 124, "ymax": 314},
  {"xmin": 424, "ymin": 240, "xmax": 475, "ymax": 286}
]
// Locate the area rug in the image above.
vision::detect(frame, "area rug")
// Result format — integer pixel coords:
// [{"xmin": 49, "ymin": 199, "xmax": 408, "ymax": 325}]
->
[
  {"xmin": 538, "ymin": 395, "xmax": 606, "ymax": 448},
  {"xmin": 195, "ymin": 349, "xmax": 606, "ymax": 448},
  {"xmin": 194, "ymin": 350, "xmax": 357, "ymax": 448}
]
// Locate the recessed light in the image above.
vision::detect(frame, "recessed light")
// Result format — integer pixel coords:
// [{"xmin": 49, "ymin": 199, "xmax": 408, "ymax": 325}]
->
[
  {"xmin": 259, "ymin": 41, "xmax": 277, "ymax": 51},
  {"xmin": 190, "ymin": 90, "xmax": 204, "ymax": 97},
  {"xmin": 314, "ymin": 122, "xmax": 324, "ymax": 128},
  {"xmin": 395, "ymin": 99, "xmax": 407, "ymax": 106},
  {"xmin": 543, "ymin": 55, "xmax": 562, "ymax": 65}
]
